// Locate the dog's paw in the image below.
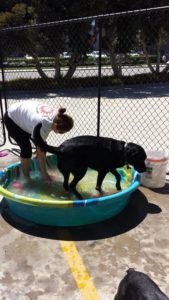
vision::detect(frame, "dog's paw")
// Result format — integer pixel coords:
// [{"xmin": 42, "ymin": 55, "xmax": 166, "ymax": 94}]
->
[
  {"xmin": 69, "ymin": 186, "xmax": 83, "ymax": 200},
  {"xmin": 95, "ymin": 185, "xmax": 102, "ymax": 192},
  {"xmin": 63, "ymin": 184, "xmax": 69, "ymax": 191},
  {"xmin": 72, "ymin": 191, "xmax": 83, "ymax": 200},
  {"xmin": 116, "ymin": 185, "xmax": 122, "ymax": 191}
]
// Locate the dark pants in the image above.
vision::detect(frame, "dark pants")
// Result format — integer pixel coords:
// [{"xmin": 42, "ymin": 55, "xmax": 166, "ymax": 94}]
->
[{"xmin": 4, "ymin": 112, "xmax": 32, "ymax": 158}]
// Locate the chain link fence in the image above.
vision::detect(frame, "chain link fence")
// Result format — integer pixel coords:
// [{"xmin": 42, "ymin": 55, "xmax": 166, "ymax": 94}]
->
[{"xmin": 0, "ymin": 6, "xmax": 169, "ymax": 169}]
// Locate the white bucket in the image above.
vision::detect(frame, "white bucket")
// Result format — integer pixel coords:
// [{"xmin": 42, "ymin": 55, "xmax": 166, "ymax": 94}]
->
[{"xmin": 141, "ymin": 150, "xmax": 168, "ymax": 188}]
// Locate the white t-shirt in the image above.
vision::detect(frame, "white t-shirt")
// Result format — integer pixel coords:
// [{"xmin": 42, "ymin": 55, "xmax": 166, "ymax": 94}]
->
[{"xmin": 8, "ymin": 101, "xmax": 57, "ymax": 141}]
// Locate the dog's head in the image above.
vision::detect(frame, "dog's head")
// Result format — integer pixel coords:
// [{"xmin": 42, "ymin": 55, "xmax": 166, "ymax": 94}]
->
[
  {"xmin": 124, "ymin": 143, "xmax": 147, "ymax": 173},
  {"xmin": 114, "ymin": 268, "xmax": 169, "ymax": 300}
]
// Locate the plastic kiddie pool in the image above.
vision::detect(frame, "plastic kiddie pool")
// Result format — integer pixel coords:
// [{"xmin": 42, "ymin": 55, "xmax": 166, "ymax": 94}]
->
[{"xmin": 0, "ymin": 155, "xmax": 141, "ymax": 227}]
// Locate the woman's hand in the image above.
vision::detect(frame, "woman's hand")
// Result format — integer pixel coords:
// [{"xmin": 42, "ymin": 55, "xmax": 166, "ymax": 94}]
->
[{"xmin": 42, "ymin": 173, "xmax": 53, "ymax": 182}]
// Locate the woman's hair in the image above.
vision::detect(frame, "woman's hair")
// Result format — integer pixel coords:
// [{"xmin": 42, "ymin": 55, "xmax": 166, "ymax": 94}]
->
[{"xmin": 53, "ymin": 108, "xmax": 74, "ymax": 132}]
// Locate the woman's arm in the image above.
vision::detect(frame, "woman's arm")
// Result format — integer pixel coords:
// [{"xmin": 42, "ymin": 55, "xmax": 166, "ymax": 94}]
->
[
  {"xmin": 32, "ymin": 123, "xmax": 51, "ymax": 180},
  {"xmin": 36, "ymin": 147, "xmax": 51, "ymax": 181}
]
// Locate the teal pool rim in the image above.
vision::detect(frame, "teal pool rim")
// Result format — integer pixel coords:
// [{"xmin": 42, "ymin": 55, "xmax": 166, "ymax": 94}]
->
[{"xmin": 0, "ymin": 157, "xmax": 141, "ymax": 208}]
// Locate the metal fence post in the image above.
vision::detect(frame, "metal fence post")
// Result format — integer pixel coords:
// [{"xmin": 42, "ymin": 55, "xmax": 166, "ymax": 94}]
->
[
  {"xmin": 97, "ymin": 20, "xmax": 102, "ymax": 137},
  {"xmin": 0, "ymin": 31, "xmax": 7, "ymax": 111},
  {"xmin": 0, "ymin": 31, "xmax": 7, "ymax": 146}
]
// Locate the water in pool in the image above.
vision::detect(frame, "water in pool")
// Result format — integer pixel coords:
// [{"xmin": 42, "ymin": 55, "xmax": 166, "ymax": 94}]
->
[{"xmin": 6, "ymin": 164, "xmax": 133, "ymax": 201}]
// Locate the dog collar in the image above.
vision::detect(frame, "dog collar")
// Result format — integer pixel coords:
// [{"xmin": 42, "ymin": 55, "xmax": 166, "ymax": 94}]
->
[{"xmin": 124, "ymin": 142, "xmax": 128, "ymax": 149}]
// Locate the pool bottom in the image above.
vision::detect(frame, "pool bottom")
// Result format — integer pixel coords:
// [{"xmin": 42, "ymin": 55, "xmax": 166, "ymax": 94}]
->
[{"xmin": 6, "ymin": 165, "xmax": 133, "ymax": 201}]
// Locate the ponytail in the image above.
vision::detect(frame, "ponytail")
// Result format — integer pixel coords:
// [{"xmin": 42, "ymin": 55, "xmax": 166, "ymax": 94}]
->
[{"xmin": 54, "ymin": 107, "xmax": 74, "ymax": 132}]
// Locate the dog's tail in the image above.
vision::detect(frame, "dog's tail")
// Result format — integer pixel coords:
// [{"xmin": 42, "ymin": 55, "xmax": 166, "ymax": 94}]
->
[{"xmin": 33, "ymin": 123, "xmax": 60, "ymax": 154}]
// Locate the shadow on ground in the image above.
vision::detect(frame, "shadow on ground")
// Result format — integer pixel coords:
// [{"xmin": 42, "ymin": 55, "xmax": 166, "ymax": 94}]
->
[
  {"xmin": 1, "ymin": 190, "xmax": 161, "ymax": 241},
  {"xmin": 7, "ymin": 83, "xmax": 169, "ymax": 100},
  {"xmin": 149, "ymin": 182, "xmax": 169, "ymax": 195}
]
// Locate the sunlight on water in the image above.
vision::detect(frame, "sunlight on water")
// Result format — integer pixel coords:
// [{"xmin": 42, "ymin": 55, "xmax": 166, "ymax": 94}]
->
[{"xmin": 7, "ymin": 166, "xmax": 133, "ymax": 201}]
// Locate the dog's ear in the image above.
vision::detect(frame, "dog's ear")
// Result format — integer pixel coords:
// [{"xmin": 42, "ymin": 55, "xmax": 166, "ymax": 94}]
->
[
  {"xmin": 124, "ymin": 143, "xmax": 146, "ymax": 160},
  {"xmin": 124, "ymin": 143, "xmax": 139, "ymax": 160}
]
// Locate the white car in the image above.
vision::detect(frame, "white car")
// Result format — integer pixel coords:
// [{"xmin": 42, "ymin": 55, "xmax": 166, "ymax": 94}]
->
[
  {"xmin": 87, "ymin": 51, "xmax": 107, "ymax": 57},
  {"xmin": 25, "ymin": 54, "xmax": 33, "ymax": 60},
  {"xmin": 162, "ymin": 51, "xmax": 169, "ymax": 63}
]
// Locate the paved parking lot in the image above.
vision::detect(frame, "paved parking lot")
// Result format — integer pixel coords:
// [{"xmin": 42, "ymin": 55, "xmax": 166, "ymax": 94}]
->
[{"xmin": 0, "ymin": 148, "xmax": 169, "ymax": 299}]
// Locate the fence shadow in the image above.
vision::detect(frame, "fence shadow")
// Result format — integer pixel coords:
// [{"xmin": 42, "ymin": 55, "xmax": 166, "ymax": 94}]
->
[
  {"xmin": 1, "ymin": 189, "xmax": 161, "ymax": 241},
  {"xmin": 7, "ymin": 82, "xmax": 169, "ymax": 100}
]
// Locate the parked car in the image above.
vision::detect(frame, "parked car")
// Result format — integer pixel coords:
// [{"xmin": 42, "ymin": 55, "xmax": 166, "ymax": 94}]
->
[
  {"xmin": 61, "ymin": 52, "xmax": 70, "ymax": 58},
  {"xmin": 128, "ymin": 50, "xmax": 144, "ymax": 57},
  {"xmin": 87, "ymin": 51, "xmax": 107, "ymax": 57},
  {"xmin": 162, "ymin": 50, "xmax": 169, "ymax": 63},
  {"xmin": 25, "ymin": 54, "xmax": 33, "ymax": 60}
]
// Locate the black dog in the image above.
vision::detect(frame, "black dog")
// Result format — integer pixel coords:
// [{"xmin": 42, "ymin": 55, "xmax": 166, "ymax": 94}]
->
[
  {"xmin": 114, "ymin": 268, "xmax": 169, "ymax": 300},
  {"xmin": 33, "ymin": 123, "xmax": 147, "ymax": 199}
]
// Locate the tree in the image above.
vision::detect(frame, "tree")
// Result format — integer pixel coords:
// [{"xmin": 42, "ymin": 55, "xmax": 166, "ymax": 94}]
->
[
  {"xmin": 97, "ymin": 0, "xmax": 169, "ymax": 75},
  {"xmin": 1, "ymin": 0, "xmax": 169, "ymax": 80}
]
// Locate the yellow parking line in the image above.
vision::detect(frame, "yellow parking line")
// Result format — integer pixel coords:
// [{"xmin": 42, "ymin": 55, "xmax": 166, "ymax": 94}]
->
[{"xmin": 58, "ymin": 232, "xmax": 101, "ymax": 300}]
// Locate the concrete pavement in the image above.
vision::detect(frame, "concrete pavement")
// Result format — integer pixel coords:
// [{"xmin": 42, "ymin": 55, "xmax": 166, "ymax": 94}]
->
[{"xmin": 0, "ymin": 146, "xmax": 169, "ymax": 299}]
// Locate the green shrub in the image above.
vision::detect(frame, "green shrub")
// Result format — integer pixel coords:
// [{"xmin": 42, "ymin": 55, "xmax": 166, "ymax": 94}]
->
[
  {"xmin": 3, "ymin": 72, "xmax": 169, "ymax": 91},
  {"xmin": 4, "ymin": 54, "xmax": 158, "ymax": 69}
]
